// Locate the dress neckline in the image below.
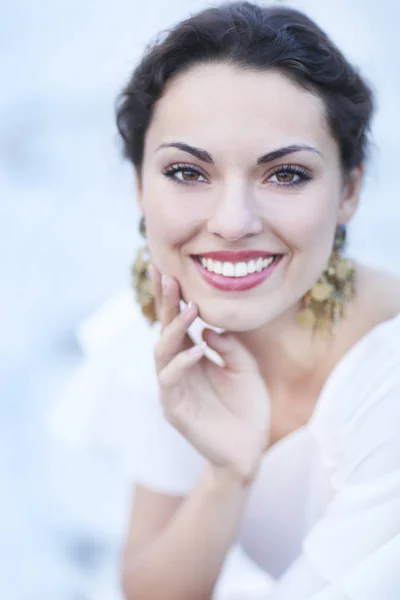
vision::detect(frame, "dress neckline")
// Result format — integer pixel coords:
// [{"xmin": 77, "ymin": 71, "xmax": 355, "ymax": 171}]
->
[{"xmin": 261, "ymin": 311, "xmax": 400, "ymax": 460}]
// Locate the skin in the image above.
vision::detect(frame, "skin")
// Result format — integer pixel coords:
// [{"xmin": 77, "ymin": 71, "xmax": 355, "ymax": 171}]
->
[{"xmin": 136, "ymin": 62, "xmax": 400, "ymax": 440}]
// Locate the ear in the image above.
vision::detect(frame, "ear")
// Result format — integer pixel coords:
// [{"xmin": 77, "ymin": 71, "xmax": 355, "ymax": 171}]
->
[{"xmin": 338, "ymin": 165, "xmax": 364, "ymax": 225}]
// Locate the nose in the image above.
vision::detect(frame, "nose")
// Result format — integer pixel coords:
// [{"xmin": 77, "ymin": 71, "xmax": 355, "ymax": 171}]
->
[{"xmin": 207, "ymin": 183, "xmax": 263, "ymax": 241}]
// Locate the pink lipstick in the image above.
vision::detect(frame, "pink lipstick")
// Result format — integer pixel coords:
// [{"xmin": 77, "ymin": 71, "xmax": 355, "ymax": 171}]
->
[{"xmin": 191, "ymin": 253, "xmax": 282, "ymax": 291}]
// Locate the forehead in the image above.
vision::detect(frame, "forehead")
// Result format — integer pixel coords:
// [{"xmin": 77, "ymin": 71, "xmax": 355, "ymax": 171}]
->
[{"xmin": 145, "ymin": 63, "xmax": 337, "ymax": 160}]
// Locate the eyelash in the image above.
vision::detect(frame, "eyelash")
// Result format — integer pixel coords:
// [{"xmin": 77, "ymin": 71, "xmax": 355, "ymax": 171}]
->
[{"xmin": 162, "ymin": 162, "xmax": 312, "ymax": 188}]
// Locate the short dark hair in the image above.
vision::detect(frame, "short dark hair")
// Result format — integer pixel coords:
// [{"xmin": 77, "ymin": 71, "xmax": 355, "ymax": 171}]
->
[{"xmin": 116, "ymin": 1, "xmax": 374, "ymax": 175}]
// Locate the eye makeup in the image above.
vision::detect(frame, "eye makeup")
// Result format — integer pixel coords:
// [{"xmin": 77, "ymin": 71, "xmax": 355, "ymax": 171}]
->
[{"xmin": 162, "ymin": 162, "xmax": 313, "ymax": 188}]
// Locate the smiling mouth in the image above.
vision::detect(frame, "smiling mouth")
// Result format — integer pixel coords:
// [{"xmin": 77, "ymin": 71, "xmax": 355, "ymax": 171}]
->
[
  {"xmin": 191, "ymin": 253, "xmax": 283, "ymax": 292},
  {"xmin": 192, "ymin": 254, "xmax": 282, "ymax": 278}
]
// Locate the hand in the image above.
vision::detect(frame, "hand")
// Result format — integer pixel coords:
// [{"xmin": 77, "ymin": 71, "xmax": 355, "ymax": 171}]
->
[{"xmin": 149, "ymin": 265, "xmax": 271, "ymax": 485}]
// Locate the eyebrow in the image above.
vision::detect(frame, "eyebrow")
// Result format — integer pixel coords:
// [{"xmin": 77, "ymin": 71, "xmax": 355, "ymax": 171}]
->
[{"xmin": 156, "ymin": 142, "xmax": 323, "ymax": 164}]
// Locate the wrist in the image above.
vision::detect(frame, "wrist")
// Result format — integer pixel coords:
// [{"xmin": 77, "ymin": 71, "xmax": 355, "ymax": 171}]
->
[{"xmin": 205, "ymin": 459, "xmax": 260, "ymax": 489}]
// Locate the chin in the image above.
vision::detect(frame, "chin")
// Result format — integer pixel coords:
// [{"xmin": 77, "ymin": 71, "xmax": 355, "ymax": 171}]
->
[{"xmin": 196, "ymin": 298, "xmax": 284, "ymax": 332}]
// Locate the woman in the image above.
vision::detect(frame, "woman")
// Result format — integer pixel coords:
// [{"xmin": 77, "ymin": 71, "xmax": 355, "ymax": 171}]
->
[{"xmin": 105, "ymin": 2, "xmax": 400, "ymax": 598}]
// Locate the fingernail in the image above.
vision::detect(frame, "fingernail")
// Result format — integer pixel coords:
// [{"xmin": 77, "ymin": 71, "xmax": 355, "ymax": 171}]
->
[
  {"xmin": 181, "ymin": 301, "xmax": 194, "ymax": 319},
  {"xmin": 187, "ymin": 342, "xmax": 207, "ymax": 356},
  {"xmin": 161, "ymin": 274, "xmax": 169, "ymax": 296}
]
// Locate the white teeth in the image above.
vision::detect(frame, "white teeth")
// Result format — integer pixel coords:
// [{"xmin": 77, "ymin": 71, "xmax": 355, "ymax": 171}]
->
[
  {"xmin": 213, "ymin": 261, "xmax": 223, "ymax": 274},
  {"xmin": 222, "ymin": 262, "xmax": 235, "ymax": 277},
  {"xmin": 247, "ymin": 260, "xmax": 256, "ymax": 274},
  {"xmin": 198, "ymin": 256, "xmax": 276, "ymax": 277},
  {"xmin": 263, "ymin": 257, "xmax": 274, "ymax": 268},
  {"xmin": 234, "ymin": 262, "xmax": 247, "ymax": 277},
  {"xmin": 255, "ymin": 258, "xmax": 264, "ymax": 272}
]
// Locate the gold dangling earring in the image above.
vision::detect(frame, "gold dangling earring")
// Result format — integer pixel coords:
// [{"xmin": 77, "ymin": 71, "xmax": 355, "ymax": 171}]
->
[
  {"xmin": 131, "ymin": 216, "xmax": 158, "ymax": 325},
  {"xmin": 296, "ymin": 225, "xmax": 356, "ymax": 335}
]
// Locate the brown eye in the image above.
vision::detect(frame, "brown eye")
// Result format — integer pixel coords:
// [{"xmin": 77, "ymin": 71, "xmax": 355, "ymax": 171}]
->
[
  {"xmin": 164, "ymin": 164, "xmax": 207, "ymax": 185},
  {"xmin": 181, "ymin": 169, "xmax": 200, "ymax": 181},
  {"xmin": 276, "ymin": 171, "xmax": 296, "ymax": 183},
  {"xmin": 267, "ymin": 166, "xmax": 310, "ymax": 186}
]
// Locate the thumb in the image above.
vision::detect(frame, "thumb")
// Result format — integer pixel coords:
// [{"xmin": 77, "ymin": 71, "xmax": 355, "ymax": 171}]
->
[{"xmin": 202, "ymin": 329, "xmax": 257, "ymax": 372}]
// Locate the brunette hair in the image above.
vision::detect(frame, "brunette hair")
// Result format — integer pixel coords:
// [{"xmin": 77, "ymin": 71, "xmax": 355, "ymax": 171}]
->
[{"xmin": 116, "ymin": 1, "xmax": 374, "ymax": 175}]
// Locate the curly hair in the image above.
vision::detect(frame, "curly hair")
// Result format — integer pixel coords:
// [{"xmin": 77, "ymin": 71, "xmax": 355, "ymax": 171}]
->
[{"xmin": 116, "ymin": 1, "xmax": 374, "ymax": 175}]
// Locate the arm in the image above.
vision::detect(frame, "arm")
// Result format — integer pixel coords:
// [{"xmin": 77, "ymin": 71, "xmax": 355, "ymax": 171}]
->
[
  {"xmin": 122, "ymin": 463, "xmax": 256, "ymax": 600},
  {"xmin": 120, "ymin": 268, "xmax": 270, "ymax": 599}
]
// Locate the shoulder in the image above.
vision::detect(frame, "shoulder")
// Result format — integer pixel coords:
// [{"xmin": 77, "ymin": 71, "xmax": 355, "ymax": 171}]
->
[
  {"xmin": 77, "ymin": 288, "xmax": 159, "ymax": 354},
  {"xmin": 75, "ymin": 288, "xmax": 161, "ymax": 387},
  {"xmin": 302, "ymin": 286, "xmax": 400, "ymax": 585},
  {"xmin": 309, "ymin": 299, "xmax": 400, "ymax": 472},
  {"xmin": 50, "ymin": 290, "xmax": 161, "ymax": 437}
]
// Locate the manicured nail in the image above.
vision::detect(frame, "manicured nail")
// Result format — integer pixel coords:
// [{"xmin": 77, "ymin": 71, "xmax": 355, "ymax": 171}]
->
[
  {"xmin": 181, "ymin": 301, "xmax": 194, "ymax": 319},
  {"xmin": 187, "ymin": 342, "xmax": 207, "ymax": 356}
]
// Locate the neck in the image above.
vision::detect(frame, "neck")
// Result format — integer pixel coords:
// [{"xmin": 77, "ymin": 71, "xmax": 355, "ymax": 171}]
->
[{"xmin": 235, "ymin": 302, "xmax": 334, "ymax": 395}]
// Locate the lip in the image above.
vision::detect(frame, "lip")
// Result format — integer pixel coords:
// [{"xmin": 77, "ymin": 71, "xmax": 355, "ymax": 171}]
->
[
  {"xmin": 193, "ymin": 250, "xmax": 277, "ymax": 263},
  {"xmin": 192, "ymin": 255, "xmax": 282, "ymax": 292}
]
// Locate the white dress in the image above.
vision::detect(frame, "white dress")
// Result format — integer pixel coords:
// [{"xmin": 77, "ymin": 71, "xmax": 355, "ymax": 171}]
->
[{"xmin": 50, "ymin": 290, "xmax": 400, "ymax": 600}]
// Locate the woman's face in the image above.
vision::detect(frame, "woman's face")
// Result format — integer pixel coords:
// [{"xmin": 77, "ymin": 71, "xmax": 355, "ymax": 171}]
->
[{"xmin": 138, "ymin": 63, "xmax": 361, "ymax": 331}]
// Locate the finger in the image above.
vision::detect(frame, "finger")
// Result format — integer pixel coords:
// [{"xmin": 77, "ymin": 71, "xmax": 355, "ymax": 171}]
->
[
  {"xmin": 201, "ymin": 329, "xmax": 258, "ymax": 373},
  {"xmin": 154, "ymin": 300, "xmax": 199, "ymax": 372},
  {"xmin": 158, "ymin": 341, "xmax": 207, "ymax": 391},
  {"xmin": 160, "ymin": 274, "xmax": 182, "ymax": 331},
  {"xmin": 148, "ymin": 264, "xmax": 162, "ymax": 320}
]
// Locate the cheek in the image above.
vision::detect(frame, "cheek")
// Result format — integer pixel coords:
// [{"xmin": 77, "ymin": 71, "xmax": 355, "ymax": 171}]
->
[
  {"xmin": 289, "ymin": 212, "xmax": 332, "ymax": 250},
  {"xmin": 142, "ymin": 170, "xmax": 206, "ymax": 251},
  {"xmin": 144, "ymin": 199, "xmax": 199, "ymax": 271},
  {"xmin": 274, "ymin": 187, "xmax": 339, "ymax": 253}
]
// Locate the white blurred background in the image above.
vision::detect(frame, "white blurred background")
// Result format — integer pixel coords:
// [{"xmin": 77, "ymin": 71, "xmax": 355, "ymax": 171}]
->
[{"xmin": 1, "ymin": 0, "xmax": 399, "ymax": 598}]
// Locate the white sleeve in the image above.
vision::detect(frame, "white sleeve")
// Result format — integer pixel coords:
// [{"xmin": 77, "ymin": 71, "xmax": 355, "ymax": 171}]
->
[
  {"xmin": 48, "ymin": 290, "xmax": 207, "ymax": 496},
  {"xmin": 264, "ymin": 321, "xmax": 400, "ymax": 600}
]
